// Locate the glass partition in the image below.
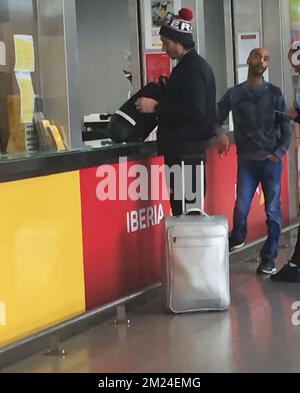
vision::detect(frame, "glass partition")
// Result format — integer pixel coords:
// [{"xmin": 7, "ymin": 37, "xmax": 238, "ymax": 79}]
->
[{"xmin": 0, "ymin": 0, "xmax": 81, "ymax": 161}]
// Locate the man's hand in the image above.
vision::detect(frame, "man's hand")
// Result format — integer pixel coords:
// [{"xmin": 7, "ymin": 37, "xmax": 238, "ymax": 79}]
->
[
  {"xmin": 217, "ymin": 133, "xmax": 230, "ymax": 157},
  {"xmin": 285, "ymin": 107, "xmax": 299, "ymax": 120},
  {"xmin": 135, "ymin": 97, "xmax": 158, "ymax": 113},
  {"xmin": 267, "ymin": 154, "xmax": 280, "ymax": 163}
]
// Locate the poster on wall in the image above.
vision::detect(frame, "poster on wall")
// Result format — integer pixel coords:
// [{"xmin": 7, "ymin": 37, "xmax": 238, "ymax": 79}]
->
[
  {"xmin": 144, "ymin": 0, "xmax": 181, "ymax": 50},
  {"xmin": 289, "ymin": 0, "xmax": 300, "ymax": 99},
  {"xmin": 290, "ymin": 0, "xmax": 300, "ymax": 40},
  {"xmin": 237, "ymin": 32, "xmax": 260, "ymax": 65},
  {"xmin": 145, "ymin": 52, "xmax": 171, "ymax": 83},
  {"xmin": 14, "ymin": 35, "xmax": 35, "ymax": 72},
  {"xmin": 236, "ymin": 32, "xmax": 261, "ymax": 85},
  {"xmin": 290, "ymin": 0, "xmax": 300, "ymax": 209},
  {"xmin": 237, "ymin": 66, "xmax": 248, "ymax": 84},
  {"xmin": 15, "ymin": 72, "xmax": 35, "ymax": 124}
]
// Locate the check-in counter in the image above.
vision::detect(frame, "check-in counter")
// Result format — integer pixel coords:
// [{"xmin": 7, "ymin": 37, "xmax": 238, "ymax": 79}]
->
[{"xmin": 0, "ymin": 139, "xmax": 291, "ymax": 348}]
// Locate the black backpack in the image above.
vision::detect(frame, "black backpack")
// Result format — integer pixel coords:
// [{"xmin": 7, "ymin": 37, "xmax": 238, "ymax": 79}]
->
[{"xmin": 108, "ymin": 83, "xmax": 163, "ymax": 143}]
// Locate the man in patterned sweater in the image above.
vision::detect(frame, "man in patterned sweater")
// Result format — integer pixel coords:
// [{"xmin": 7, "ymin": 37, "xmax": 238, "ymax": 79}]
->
[{"xmin": 217, "ymin": 48, "xmax": 291, "ymax": 275}]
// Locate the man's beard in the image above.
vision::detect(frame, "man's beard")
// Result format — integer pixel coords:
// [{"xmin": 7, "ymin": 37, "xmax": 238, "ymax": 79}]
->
[{"xmin": 251, "ymin": 67, "xmax": 267, "ymax": 76}]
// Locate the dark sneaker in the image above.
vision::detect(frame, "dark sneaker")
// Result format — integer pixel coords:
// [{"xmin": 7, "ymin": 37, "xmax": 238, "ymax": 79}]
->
[
  {"xmin": 270, "ymin": 263, "xmax": 300, "ymax": 283},
  {"xmin": 256, "ymin": 259, "xmax": 276, "ymax": 275},
  {"xmin": 229, "ymin": 237, "xmax": 245, "ymax": 252}
]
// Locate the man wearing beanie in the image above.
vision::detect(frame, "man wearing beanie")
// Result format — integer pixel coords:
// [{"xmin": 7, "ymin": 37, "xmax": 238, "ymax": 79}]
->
[{"xmin": 136, "ymin": 8, "xmax": 225, "ymax": 215}]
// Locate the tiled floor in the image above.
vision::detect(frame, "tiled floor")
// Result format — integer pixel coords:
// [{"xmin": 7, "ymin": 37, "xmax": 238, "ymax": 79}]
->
[{"xmin": 1, "ymin": 245, "xmax": 300, "ymax": 373}]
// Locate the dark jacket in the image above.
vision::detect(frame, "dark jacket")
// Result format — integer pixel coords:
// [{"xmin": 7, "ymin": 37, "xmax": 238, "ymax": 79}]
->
[{"xmin": 156, "ymin": 49, "xmax": 216, "ymax": 157}]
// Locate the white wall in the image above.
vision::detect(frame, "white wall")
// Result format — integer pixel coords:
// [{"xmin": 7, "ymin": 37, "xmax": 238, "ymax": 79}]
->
[
  {"xmin": 204, "ymin": 0, "xmax": 227, "ymax": 100},
  {"xmin": 76, "ymin": 0, "xmax": 131, "ymax": 115}
]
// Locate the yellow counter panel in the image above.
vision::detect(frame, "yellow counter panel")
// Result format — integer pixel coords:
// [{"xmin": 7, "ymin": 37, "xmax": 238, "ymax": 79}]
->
[{"xmin": 0, "ymin": 172, "xmax": 86, "ymax": 347}]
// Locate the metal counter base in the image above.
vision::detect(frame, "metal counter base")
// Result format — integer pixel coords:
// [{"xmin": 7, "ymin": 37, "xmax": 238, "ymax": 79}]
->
[{"xmin": 0, "ymin": 284, "xmax": 161, "ymax": 369}]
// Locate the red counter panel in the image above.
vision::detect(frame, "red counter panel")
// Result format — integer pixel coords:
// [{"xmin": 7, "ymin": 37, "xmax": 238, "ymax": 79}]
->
[{"xmin": 80, "ymin": 156, "xmax": 170, "ymax": 310}]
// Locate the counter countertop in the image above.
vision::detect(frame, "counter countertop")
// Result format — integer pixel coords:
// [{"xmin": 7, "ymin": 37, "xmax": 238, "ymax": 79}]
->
[
  {"xmin": 0, "ymin": 132, "xmax": 234, "ymax": 183},
  {"xmin": 0, "ymin": 142, "xmax": 158, "ymax": 183}
]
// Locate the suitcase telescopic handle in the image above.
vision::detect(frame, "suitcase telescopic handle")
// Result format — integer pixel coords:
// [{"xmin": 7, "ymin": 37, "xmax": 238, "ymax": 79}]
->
[
  {"xmin": 181, "ymin": 160, "xmax": 205, "ymax": 214},
  {"xmin": 184, "ymin": 208, "xmax": 209, "ymax": 218}
]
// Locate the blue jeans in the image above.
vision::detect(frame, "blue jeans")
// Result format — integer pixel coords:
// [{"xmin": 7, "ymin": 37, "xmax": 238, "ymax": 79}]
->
[{"xmin": 231, "ymin": 159, "xmax": 283, "ymax": 260}]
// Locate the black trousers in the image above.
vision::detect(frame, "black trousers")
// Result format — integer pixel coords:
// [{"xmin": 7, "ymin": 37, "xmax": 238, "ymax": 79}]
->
[
  {"xmin": 290, "ymin": 225, "xmax": 300, "ymax": 266},
  {"xmin": 164, "ymin": 154, "xmax": 206, "ymax": 216}
]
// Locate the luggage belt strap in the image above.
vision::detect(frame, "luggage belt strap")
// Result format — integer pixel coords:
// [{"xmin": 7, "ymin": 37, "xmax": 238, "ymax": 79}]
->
[{"xmin": 115, "ymin": 110, "xmax": 137, "ymax": 126}]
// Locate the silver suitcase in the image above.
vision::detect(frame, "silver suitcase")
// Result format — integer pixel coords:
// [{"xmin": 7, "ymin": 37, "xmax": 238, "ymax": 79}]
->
[{"xmin": 163, "ymin": 161, "xmax": 230, "ymax": 313}]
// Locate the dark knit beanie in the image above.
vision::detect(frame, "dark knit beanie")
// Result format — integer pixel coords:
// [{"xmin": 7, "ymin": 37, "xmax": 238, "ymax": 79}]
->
[{"xmin": 159, "ymin": 8, "xmax": 194, "ymax": 47}]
